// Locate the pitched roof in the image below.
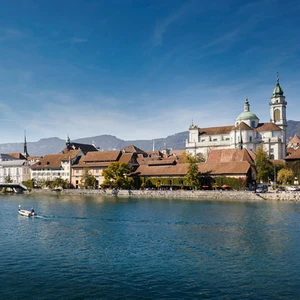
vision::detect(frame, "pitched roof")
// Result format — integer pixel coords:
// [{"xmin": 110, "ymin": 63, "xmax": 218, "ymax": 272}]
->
[
  {"xmin": 31, "ymin": 150, "xmax": 81, "ymax": 169},
  {"xmin": 119, "ymin": 153, "xmax": 137, "ymax": 164},
  {"xmin": 0, "ymin": 153, "xmax": 20, "ymax": 161},
  {"xmin": 73, "ymin": 151, "xmax": 122, "ymax": 167},
  {"xmin": 146, "ymin": 150, "xmax": 163, "ymax": 158},
  {"xmin": 288, "ymin": 135, "xmax": 300, "ymax": 144},
  {"xmin": 7, "ymin": 152, "xmax": 26, "ymax": 159},
  {"xmin": 147, "ymin": 157, "xmax": 177, "ymax": 166},
  {"xmin": 255, "ymin": 122, "xmax": 282, "ymax": 132},
  {"xmin": 198, "ymin": 161, "xmax": 252, "ymax": 175},
  {"xmin": 135, "ymin": 164, "xmax": 189, "ymax": 176},
  {"xmin": 121, "ymin": 145, "xmax": 147, "ymax": 155},
  {"xmin": 134, "ymin": 161, "xmax": 252, "ymax": 177},
  {"xmin": 234, "ymin": 122, "xmax": 253, "ymax": 131},
  {"xmin": 198, "ymin": 125, "xmax": 235, "ymax": 136},
  {"xmin": 62, "ymin": 142, "xmax": 98, "ymax": 155},
  {"xmin": 285, "ymin": 148, "xmax": 300, "ymax": 160},
  {"xmin": 207, "ymin": 148, "xmax": 255, "ymax": 164}
]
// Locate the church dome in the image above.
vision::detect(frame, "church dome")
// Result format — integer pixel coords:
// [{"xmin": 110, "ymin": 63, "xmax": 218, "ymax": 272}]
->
[{"xmin": 236, "ymin": 111, "xmax": 259, "ymax": 121}]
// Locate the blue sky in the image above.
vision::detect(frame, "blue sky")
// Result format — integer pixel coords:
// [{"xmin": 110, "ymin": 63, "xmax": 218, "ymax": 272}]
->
[{"xmin": 0, "ymin": 0, "xmax": 299, "ymax": 143}]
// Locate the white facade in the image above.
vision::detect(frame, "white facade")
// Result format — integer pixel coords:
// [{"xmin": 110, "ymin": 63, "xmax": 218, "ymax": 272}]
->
[
  {"xmin": 0, "ymin": 160, "xmax": 31, "ymax": 183},
  {"xmin": 30, "ymin": 150, "xmax": 83, "ymax": 184},
  {"xmin": 186, "ymin": 79, "xmax": 287, "ymax": 160}
]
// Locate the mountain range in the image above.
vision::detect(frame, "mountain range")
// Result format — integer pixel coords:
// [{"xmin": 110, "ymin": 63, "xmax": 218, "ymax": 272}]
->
[{"xmin": 2, "ymin": 120, "xmax": 300, "ymax": 156}]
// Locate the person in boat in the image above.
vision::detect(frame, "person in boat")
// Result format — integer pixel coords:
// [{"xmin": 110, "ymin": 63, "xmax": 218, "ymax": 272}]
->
[
  {"xmin": 31, "ymin": 208, "xmax": 35, "ymax": 213},
  {"xmin": 18, "ymin": 205, "xmax": 21, "ymax": 211}
]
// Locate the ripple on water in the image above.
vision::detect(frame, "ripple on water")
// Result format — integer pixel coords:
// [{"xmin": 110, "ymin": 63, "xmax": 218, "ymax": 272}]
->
[{"xmin": 0, "ymin": 195, "xmax": 299, "ymax": 299}]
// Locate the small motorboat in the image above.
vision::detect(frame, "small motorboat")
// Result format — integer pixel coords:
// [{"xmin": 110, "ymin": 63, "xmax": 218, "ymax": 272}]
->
[{"xmin": 18, "ymin": 206, "xmax": 37, "ymax": 217}]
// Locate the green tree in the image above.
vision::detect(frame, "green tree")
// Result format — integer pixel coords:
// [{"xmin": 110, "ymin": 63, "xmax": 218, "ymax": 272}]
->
[
  {"xmin": 185, "ymin": 156, "xmax": 201, "ymax": 190},
  {"xmin": 81, "ymin": 169, "xmax": 97, "ymax": 189},
  {"xmin": 102, "ymin": 162, "xmax": 132, "ymax": 189},
  {"xmin": 185, "ymin": 153, "xmax": 205, "ymax": 163},
  {"xmin": 277, "ymin": 168, "xmax": 294, "ymax": 185},
  {"xmin": 255, "ymin": 145, "xmax": 273, "ymax": 183},
  {"xmin": 53, "ymin": 177, "xmax": 69, "ymax": 189},
  {"xmin": 5, "ymin": 175, "xmax": 13, "ymax": 183},
  {"xmin": 22, "ymin": 179, "xmax": 35, "ymax": 190}
]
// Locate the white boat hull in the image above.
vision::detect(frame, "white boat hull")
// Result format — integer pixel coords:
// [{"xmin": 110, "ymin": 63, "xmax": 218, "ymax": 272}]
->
[{"xmin": 18, "ymin": 209, "xmax": 37, "ymax": 217}]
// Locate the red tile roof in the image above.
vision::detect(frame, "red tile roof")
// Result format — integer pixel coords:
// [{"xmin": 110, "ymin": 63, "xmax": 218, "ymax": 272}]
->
[
  {"xmin": 285, "ymin": 148, "xmax": 300, "ymax": 160},
  {"xmin": 198, "ymin": 125, "xmax": 235, "ymax": 135},
  {"xmin": 31, "ymin": 150, "xmax": 81, "ymax": 169},
  {"xmin": 255, "ymin": 122, "xmax": 282, "ymax": 132},
  {"xmin": 207, "ymin": 148, "xmax": 255, "ymax": 164},
  {"xmin": 198, "ymin": 161, "xmax": 252, "ymax": 175},
  {"xmin": 135, "ymin": 161, "xmax": 252, "ymax": 176},
  {"xmin": 7, "ymin": 152, "xmax": 26, "ymax": 159},
  {"xmin": 234, "ymin": 122, "xmax": 253, "ymax": 131},
  {"xmin": 74, "ymin": 151, "xmax": 122, "ymax": 167}
]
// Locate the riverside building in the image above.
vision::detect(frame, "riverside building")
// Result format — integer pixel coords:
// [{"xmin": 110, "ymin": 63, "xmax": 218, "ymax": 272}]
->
[{"xmin": 186, "ymin": 78, "xmax": 287, "ymax": 160}]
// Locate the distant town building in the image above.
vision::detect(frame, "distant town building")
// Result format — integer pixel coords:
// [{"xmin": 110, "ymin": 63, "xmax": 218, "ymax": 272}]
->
[
  {"xmin": 30, "ymin": 150, "xmax": 83, "ymax": 184},
  {"xmin": 186, "ymin": 78, "xmax": 287, "ymax": 160},
  {"xmin": 0, "ymin": 159, "xmax": 31, "ymax": 183}
]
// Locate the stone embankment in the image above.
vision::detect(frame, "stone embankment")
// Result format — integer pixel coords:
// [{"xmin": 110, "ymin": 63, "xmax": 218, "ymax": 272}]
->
[{"xmin": 28, "ymin": 188, "xmax": 300, "ymax": 202}]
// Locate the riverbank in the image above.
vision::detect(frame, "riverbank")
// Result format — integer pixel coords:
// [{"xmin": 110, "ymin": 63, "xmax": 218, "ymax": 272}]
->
[{"xmin": 26, "ymin": 188, "xmax": 300, "ymax": 202}]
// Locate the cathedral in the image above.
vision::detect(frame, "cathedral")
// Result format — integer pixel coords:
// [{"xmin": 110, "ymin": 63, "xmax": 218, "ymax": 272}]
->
[{"xmin": 186, "ymin": 78, "xmax": 287, "ymax": 160}]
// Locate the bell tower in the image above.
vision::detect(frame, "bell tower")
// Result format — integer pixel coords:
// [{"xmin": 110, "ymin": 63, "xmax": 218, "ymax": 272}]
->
[
  {"xmin": 270, "ymin": 74, "xmax": 287, "ymax": 129},
  {"xmin": 269, "ymin": 74, "xmax": 287, "ymax": 157}
]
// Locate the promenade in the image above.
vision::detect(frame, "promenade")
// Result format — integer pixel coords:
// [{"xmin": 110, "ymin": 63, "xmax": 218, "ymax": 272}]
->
[{"xmin": 28, "ymin": 188, "xmax": 300, "ymax": 202}]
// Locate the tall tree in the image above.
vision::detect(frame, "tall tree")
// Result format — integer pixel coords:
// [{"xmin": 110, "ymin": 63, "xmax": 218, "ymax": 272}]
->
[
  {"xmin": 277, "ymin": 168, "xmax": 294, "ymax": 185},
  {"xmin": 102, "ymin": 162, "xmax": 132, "ymax": 189},
  {"xmin": 255, "ymin": 145, "xmax": 273, "ymax": 183},
  {"xmin": 81, "ymin": 169, "xmax": 97, "ymax": 189},
  {"xmin": 185, "ymin": 155, "xmax": 201, "ymax": 190}
]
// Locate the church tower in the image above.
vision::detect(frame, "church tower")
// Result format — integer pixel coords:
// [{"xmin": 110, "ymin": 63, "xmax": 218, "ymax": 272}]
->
[
  {"xmin": 23, "ymin": 131, "xmax": 29, "ymax": 158},
  {"xmin": 269, "ymin": 75, "xmax": 287, "ymax": 157},
  {"xmin": 270, "ymin": 75, "xmax": 287, "ymax": 129}
]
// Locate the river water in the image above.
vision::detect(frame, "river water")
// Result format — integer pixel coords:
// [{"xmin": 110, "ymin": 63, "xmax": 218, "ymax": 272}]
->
[{"xmin": 0, "ymin": 194, "xmax": 299, "ymax": 299}]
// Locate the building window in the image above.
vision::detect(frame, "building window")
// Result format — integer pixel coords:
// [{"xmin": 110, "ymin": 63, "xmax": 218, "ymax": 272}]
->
[
  {"xmin": 249, "ymin": 136, "xmax": 252, "ymax": 142},
  {"xmin": 274, "ymin": 109, "xmax": 280, "ymax": 122},
  {"xmin": 213, "ymin": 138, "xmax": 217, "ymax": 141}
]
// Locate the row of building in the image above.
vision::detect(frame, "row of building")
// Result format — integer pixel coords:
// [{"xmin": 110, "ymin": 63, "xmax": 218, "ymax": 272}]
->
[
  {"xmin": 1, "ymin": 77, "xmax": 299, "ymax": 189},
  {"xmin": 0, "ymin": 134, "xmax": 258, "ymax": 189}
]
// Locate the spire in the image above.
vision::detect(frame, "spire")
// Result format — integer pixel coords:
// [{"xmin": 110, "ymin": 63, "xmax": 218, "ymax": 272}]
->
[
  {"xmin": 244, "ymin": 97, "xmax": 250, "ymax": 112},
  {"xmin": 272, "ymin": 72, "xmax": 284, "ymax": 97},
  {"xmin": 23, "ymin": 131, "xmax": 29, "ymax": 158},
  {"xmin": 66, "ymin": 134, "xmax": 71, "ymax": 146}
]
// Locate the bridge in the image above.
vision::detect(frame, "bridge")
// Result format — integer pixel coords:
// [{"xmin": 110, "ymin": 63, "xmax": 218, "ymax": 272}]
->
[{"xmin": 0, "ymin": 183, "xmax": 28, "ymax": 193}]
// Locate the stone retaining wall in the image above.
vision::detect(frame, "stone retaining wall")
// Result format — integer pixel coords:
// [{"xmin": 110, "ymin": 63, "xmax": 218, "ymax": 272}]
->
[{"xmin": 27, "ymin": 189, "xmax": 300, "ymax": 202}]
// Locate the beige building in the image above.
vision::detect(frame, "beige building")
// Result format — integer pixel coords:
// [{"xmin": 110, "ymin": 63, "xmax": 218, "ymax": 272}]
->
[{"xmin": 71, "ymin": 149, "xmax": 139, "ymax": 188}]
